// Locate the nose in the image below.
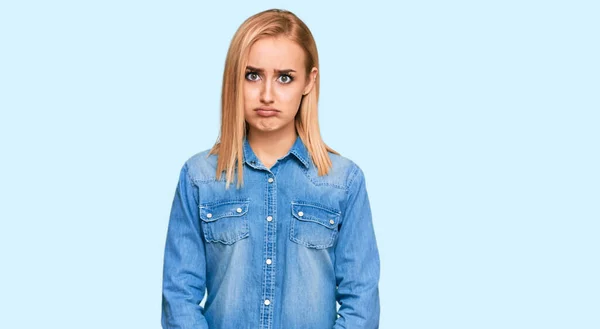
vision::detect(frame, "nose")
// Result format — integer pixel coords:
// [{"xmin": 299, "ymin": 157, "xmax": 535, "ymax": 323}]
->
[{"xmin": 260, "ymin": 78, "xmax": 274, "ymax": 104}]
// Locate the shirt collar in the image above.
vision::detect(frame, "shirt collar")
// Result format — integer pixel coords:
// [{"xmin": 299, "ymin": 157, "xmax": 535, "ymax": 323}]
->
[{"xmin": 243, "ymin": 134, "xmax": 310, "ymax": 169}]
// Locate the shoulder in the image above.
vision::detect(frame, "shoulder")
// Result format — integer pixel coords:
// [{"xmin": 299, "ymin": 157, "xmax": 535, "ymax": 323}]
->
[
  {"xmin": 181, "ymin": 148, "xmax": 220, "ymax": 183},
  {"xmin": 306, "ymin": 151, "xmax": 363, "ymax": 191}
]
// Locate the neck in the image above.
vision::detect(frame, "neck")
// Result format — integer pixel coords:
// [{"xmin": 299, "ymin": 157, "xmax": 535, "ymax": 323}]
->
[{"xmin": 247, "ymin": 125, "xmax": 297, "ymax": 167}]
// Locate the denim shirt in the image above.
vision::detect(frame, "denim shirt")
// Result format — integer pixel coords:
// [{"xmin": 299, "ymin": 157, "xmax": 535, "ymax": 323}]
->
[{"xmin": 161, "ymin": 135, "xmax": 380, "ymax": 329}]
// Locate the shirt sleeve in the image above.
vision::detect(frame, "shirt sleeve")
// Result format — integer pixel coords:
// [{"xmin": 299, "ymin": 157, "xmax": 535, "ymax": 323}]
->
[
  {"xmin": 333, "ymin": 164, "xmax": 381, "ymax": 329},
  {"xmin": 161, "ymin": 163, "xmax": 210, "ymax": 329}
]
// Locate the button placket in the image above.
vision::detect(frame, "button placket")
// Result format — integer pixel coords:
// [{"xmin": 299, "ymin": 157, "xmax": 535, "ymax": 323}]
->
[{"xmin": 261, "ymin": 172, "xmax": 277, "ymax": 328}]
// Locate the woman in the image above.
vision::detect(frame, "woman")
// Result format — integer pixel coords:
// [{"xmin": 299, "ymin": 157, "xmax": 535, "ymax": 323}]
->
[{"xmin": 161, "ymin": 8, "xmax": 380, "ymax": 329}]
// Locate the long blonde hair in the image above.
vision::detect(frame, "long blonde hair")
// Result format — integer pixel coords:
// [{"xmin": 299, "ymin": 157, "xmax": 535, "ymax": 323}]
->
[{"xmin": 208, "ymin": 8, "xmax": 339, "ymax": 189}]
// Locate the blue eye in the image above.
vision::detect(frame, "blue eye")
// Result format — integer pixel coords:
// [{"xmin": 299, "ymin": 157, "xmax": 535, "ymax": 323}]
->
[
  {"xmin": 278, "ymin": 74, "xmax": 293, "ymax": 84},
  {"xmin": 245, "ymin": 72, "xmax": 260, "ymax": 81}
]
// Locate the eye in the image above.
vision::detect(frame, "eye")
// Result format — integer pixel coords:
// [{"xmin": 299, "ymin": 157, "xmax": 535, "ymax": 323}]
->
[
  {"xmin": 278, "ymin": 74, "xmax": 293, "ymax": 84},
  {"xmin": 245, "ymin": 71, "xmax": 260, "ymax": 81}
]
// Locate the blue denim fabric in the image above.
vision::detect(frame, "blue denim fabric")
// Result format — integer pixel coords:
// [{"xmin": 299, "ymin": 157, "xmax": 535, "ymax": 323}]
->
[{"xmin": 161, "ymin": 135, "xmax": 380, "ymax": 329}]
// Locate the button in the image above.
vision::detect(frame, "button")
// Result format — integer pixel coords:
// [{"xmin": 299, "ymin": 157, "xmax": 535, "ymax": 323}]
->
[
  {"xmin": 329, "ymin": 219, "xmax": 335, "ymax": 225},
  {"xmin": 264, "ymin": 299, "xmax": 271, "ymax": 306},
  {"xmin": 206, "ymin": 213, "xmax": 212, "ymax": 218},
  {"xmin": 298, "ymin": 211, "xmax": 304, "ymax": 217},
  {"xmin": 266, "ymin": 216, "xmax": 273, "ymax": 222},
  {"xmin": 268, "ymin": 177, "xmax": 274, "ymax": 183},
  {"xmin": 266, "ymin": 259, "xmax": 272, "ymax": 265},
  {"xmin": 236, "ymin": 207, "xmax": 242, "ymax": 213}
]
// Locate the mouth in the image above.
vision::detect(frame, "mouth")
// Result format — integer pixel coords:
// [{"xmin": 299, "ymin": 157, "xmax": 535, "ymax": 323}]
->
[
  {"xmin": 255, "ymin": 107, "xmax": 280, "ymax": 117},
  {"xmin": 255, "ymin": 107, "xmax": 279, "ymax": 112}
]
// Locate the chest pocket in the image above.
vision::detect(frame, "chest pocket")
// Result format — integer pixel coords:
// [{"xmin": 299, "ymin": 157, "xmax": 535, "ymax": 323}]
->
[
  {"xmin": 290, "ymin": 201, "xmax": 341, "ymax": 249},
  {"xmin": 199, "ymin": 199, "xmax": 250, "ymax": 244}
]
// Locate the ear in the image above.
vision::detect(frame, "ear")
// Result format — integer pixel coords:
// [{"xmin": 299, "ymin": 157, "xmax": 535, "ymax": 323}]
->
[{"xmin": 303, "ymin": 67, "xmax": 318, "ymax": 95}]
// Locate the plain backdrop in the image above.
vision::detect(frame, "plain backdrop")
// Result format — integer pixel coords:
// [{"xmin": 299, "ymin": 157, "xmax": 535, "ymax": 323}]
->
[{"xmin": 1, "ymin": 1, "xmax": 598, "ymax": 328}]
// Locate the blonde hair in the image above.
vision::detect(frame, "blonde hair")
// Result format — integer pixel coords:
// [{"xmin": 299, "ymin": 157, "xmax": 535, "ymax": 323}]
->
[{"xmin": 208, "ymin": 8, "xmax": 339, "ymax": 189}]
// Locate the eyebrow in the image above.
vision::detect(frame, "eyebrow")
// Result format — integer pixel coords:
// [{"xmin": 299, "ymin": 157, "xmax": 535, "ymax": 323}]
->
[{"xmin": 246, "ymin": 66, "xmax": 296, "ymax": 74}]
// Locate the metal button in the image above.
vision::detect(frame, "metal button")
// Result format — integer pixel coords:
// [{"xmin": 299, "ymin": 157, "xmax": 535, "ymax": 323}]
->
[
  {"xmin": 268, "ymin": 177, "xmax": 274, "ymax": 183},
  {"xmin": 264, "ymin": 299, "xmax": 271, "ymax": 305},
  {"xmin": 329, "ymin": 219, "xmax": 335, "ymax": 225},
  {"xmin": 236, "ymin": 207, "xmax": 242, "ymax": 213},
  {"xmin": 298, "ymin": 211, "xmax": 303, "ymax": 217},
  {"xmin": 206, "ymin": 213, "xmax": 212, "ymax": 218},
  {"xmin": 266, "ymin": 216, "xmax": 273, "ymax": 222},
  {"xmin": 266, "ymin": 259, "xmax": 272, "ymax": 265}
]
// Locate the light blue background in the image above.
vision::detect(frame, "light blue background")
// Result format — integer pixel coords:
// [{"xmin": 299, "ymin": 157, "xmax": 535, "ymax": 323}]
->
[{"xmin": 1, "ymin": 1, "xmax": 598, "ymax": 328}]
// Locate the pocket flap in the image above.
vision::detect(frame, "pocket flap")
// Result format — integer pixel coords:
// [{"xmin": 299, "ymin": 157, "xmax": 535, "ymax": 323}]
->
[
  {"xmin": 291, "ymin": 201, "xmax": 341, "ymax": 229},
  {"xmin": 199, "ymin": 200, "xmax": 249, "ymax": 222}
]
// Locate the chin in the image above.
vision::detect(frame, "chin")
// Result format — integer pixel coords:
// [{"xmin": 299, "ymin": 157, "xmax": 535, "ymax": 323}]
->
[{"xmin": 247, "ymin": 120, "xmax": 291, "ymax": 134}]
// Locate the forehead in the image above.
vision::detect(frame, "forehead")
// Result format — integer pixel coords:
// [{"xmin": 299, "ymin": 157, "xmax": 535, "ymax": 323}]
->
[{"xmin": 246, "ymin": 36, "xmax": 305, "ymax": 70}]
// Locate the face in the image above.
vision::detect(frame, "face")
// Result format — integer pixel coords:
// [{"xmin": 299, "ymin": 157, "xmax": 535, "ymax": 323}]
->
[{"xmin": 243, "ymin": 36, "xmax": 318, "ymax": 136}]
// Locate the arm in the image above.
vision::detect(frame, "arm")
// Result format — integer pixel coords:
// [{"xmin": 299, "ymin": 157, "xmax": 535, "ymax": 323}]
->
[
  {"xmin": 161, "ymin": 163, "xmax": 209, "ymax": 329},
  {"xmin": 333, "ymin": 164, "xmax": 381, "ymax": 328}
]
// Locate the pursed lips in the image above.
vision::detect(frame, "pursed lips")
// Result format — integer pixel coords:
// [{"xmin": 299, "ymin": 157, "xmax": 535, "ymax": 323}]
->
[
  {"xmin": 255, "ymin": 107, "xmax": 280, "ymax": 117},
  {"xmin": 255, "ymin": 107, "xmax": 279, "ymax": 112}
]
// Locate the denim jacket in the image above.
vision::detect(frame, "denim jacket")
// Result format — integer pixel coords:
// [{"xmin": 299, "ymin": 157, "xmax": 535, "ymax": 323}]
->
[{"xmin": 161, "ymin": 135, "xmax": 380, "ymax": 329}]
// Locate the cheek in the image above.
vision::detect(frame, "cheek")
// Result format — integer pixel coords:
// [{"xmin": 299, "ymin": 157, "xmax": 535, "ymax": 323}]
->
[
  {"xmin": 243, "ymin": 84, "xmax": 260, "ymax": 101},
  {"xmin": 243, "ymin": 86, "xmax": 262, "ymax": 118},
  {"xmin": 274, "ymin": 86, "xmax": 304, "ymax": 103}
]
